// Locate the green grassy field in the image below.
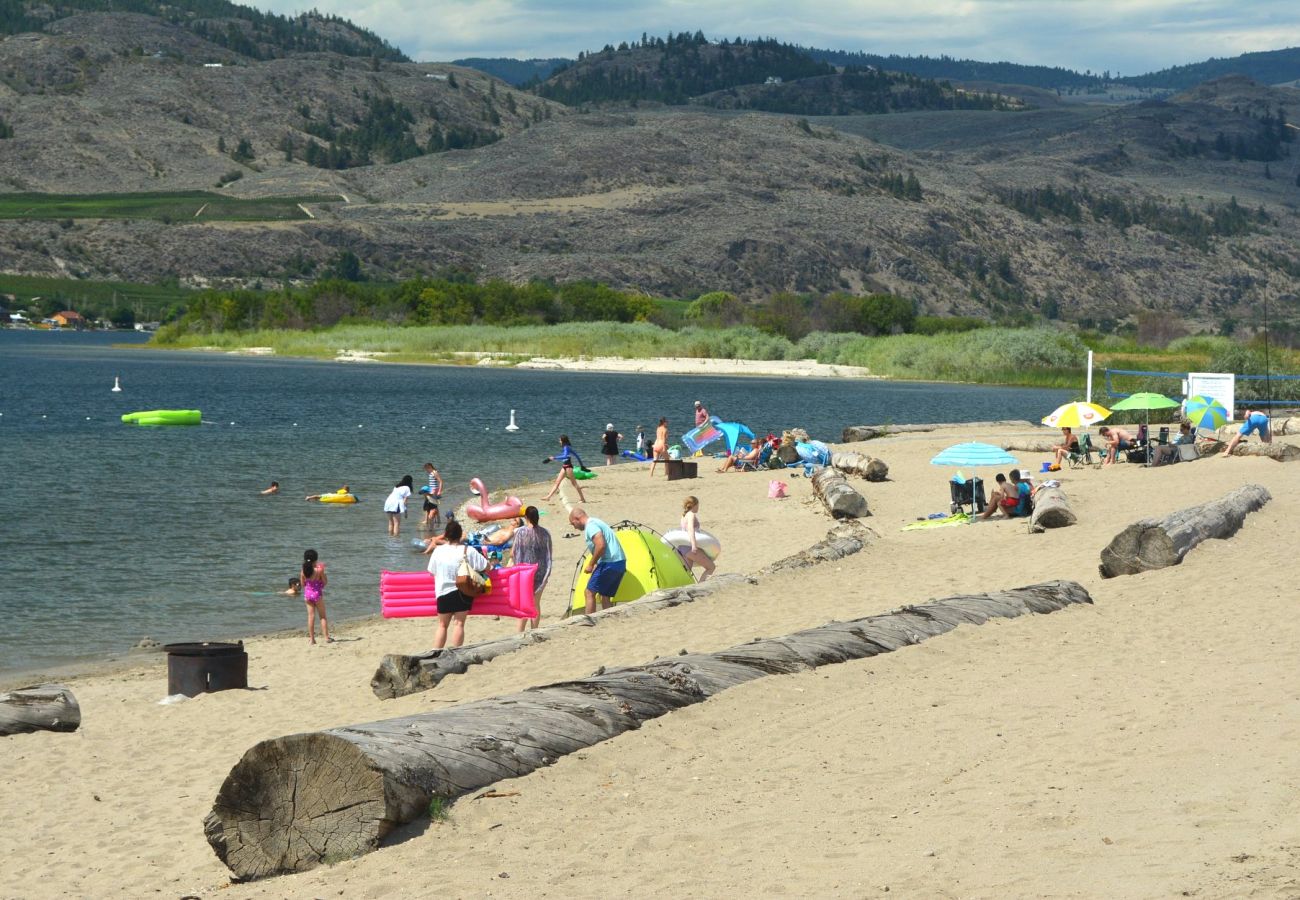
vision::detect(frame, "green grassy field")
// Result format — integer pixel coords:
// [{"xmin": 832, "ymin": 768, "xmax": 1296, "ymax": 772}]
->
[
  {"xmin": 0, "ymin": 191, "xmax": 343, "ymax": 222},
  {"xmin": 0, "ymin": 274, "xmax": 193, "ymax": 319}
]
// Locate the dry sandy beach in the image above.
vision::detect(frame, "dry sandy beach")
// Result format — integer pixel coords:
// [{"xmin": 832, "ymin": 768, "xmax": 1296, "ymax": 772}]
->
[{"xmin": 2, "ymin": 424, "xmax": 1297, "ymax": 898}]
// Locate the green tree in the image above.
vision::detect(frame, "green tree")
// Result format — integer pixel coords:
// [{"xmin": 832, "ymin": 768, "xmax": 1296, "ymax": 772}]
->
[
  {"xmin": 686, "ymin": 291, "xmax": 746, "ymax": 326},
  {"xmin": 232, "ymin": 138, "xmax": 254, "ymax": 161},
  {"xmin": 325, "ymin": 250, "xmax": 363, "ymax": 282}
]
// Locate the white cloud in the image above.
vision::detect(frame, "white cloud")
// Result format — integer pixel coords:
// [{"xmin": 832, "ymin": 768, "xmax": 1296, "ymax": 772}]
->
[{"xmin": 258, "ymin": 0, "xmax": 1300, "ymax": 74}]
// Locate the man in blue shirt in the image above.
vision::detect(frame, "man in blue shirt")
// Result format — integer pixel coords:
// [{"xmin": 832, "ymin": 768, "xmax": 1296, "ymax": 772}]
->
[{"xmin": 569, "ymin": 507, "xmax": 626, "ymax": 614}]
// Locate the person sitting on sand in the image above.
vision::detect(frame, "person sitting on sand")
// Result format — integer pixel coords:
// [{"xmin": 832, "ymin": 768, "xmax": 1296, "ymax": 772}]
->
[
  {"xmin": 261, "ymin": 481, "xmax": 280, "ymax": 495},
  {"xmin": 980, "ymin": 471, "xmax": 1032, "ymax": 519},
  {"xmin": 1051, "ymin": 427, "xmax": 1079, "ymax": 469},
  {"xmin": 1097, "ymin": 426, "xmax": 1133, "ymax": 467},
  {"xmin": 1220, "ymin": 409, "xmax": 1272, "ymax": 457},
  {"xmin": 717, "ymin": 442, "xmax": 764, "ymax": 473}
]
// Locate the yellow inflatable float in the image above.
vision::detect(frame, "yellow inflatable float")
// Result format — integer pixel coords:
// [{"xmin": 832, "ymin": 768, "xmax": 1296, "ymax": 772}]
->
[
  {"xmin": 568, "ymin": 521, "xmax": 694, "ymax": 612},
  {"xmin": 312, "ymin": 487, "xmax": 357, "ymax": 504}
]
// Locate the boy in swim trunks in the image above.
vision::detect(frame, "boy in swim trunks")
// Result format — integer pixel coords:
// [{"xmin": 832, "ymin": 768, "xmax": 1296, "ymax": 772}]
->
[{"xmin": 1220, "ymin": 409, "xmax": 1272, "ymax": 456}]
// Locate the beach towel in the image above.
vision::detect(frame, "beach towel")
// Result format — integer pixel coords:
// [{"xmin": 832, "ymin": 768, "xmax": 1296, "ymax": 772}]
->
[{"xmin": 902, "ymin": 512, "xmax": 970, "ymax": 531}]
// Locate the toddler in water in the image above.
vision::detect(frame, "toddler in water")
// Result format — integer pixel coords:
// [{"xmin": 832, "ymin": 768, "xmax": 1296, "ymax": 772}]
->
[{"xmin": 298, "ymin": 549, "xmax": 333, "ymax": 645}]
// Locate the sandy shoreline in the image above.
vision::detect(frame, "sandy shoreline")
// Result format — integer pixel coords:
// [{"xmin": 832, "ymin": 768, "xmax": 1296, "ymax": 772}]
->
[
  {"xmin": 3, "ymin": 424, "xmax": 1298, "ymax": 897},
  {"xmin": 193, "ymin": 345, "xmax": 879, "ymax": 378}
]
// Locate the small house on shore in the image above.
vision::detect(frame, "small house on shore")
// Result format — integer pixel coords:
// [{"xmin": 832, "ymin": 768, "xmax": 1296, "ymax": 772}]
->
[{"xmin": 51, "ymin": 310, "xmax": 85, "ymax": 328}]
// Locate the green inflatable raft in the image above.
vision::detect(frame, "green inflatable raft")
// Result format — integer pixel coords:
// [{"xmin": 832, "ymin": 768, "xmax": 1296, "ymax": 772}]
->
[{"xmin": 121, "ymin": 409, "xmax": 201, "ymax": 427}]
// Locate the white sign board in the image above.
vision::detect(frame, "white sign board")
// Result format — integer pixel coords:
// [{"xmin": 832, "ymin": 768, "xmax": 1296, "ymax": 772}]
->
[{"xmin": 1188, "ymin": 372, "xmax": 1235, "ymax": 420}]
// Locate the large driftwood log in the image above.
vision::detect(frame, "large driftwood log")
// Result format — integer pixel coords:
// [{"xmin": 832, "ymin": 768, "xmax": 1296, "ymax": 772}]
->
[
  {"xmin": 373, "ymin": 522, "xmax": 873, "ymax": 700},
  {"xmin": 1200, "ymin": 438, "xmax": 1300, "ymax": 461},
  {"xmin": 0, "ymin": 684, "xmax": 81, "ymax": 736},
  {"xmin": 372, "ymin": 574, "xmax": 754, "ymax": 700},
  {"xmin": 758, "ymin": 520, "xmax": 871, "ymax": 576},
  {"xmin": 1029, "ymin": 487, "xmax": 1076, "ymax": 533},
  {"xmin": 207, "ymin": 580, "xmax": 1092, "ymax": 880},
  {"xmin": 831, "ymin": 451, "xmax": 889, "ymax": 482},
  {"xmin": 1003, "ymin": 437, "xmax": 1066, "ymax": 453},
  {"xmin": 1099, "ymin": 484, "xmax": 1271, "ymax": 578},
  {"xmin": 842, "ymin": 420, "xmax": 1032, "ymax": 442},
  {"xmin": 811, "ymin": 467, "xmax": 870, "ymax": 519}
]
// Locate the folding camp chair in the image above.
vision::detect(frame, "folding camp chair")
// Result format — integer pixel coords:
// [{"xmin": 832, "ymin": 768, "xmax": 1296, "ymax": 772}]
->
[
  {"xmin": 1125, "ymin": 424, "xmax": 1150, "ymax": 464},
  {"xmin": 735, "ymin": 443, "xmax": 775, "ymax": 472},
  {"xmin": 1068, "ymin": 433, "xmax": 1099, "ymax": 469}
]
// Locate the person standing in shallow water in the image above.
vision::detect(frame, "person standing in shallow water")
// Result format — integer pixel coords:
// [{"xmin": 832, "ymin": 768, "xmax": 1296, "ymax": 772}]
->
[
  {"xmin": 601, "ymin": 423, "xmax": 622, "ymax": 467},
  {"xmin": 298, "ymin": 549, "xmax": 332, "ymax": 645}
]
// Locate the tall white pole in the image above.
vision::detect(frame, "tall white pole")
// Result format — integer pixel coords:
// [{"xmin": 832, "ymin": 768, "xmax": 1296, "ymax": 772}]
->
[{"xmin": 1086, "ymin": 350, "xmax": 1094, "ymax": 403}]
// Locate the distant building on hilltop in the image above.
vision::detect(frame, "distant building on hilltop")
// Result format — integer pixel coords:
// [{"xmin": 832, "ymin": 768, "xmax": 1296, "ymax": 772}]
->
[{"xmin": 764, "ymin": 76, "xmax": 783, "ymax": 85}]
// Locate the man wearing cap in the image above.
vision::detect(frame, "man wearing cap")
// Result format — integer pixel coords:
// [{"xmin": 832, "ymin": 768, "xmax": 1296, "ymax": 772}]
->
[
  {"xmin": 601, "ymin": 423, "xmax": 623, "ymax": 467},
  {"xmin": 694, "ymin": 400, "xmax": 709, "ymax": 427}
]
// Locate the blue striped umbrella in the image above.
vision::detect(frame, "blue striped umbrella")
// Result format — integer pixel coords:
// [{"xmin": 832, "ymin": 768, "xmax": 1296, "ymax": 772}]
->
[
  {"xmin": 930, "ymin": 442, "xmax": 1020, "ymax": 468},
  {"xmin": 931, "ymin": 443, "xmax": 1019, "ymax": 519}
]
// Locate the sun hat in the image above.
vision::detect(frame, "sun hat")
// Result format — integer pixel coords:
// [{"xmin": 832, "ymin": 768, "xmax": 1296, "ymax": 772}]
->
[
  {"xmin": 606, "ymin": 423, "xmax": 615, "ymax": 430},
  {"xmin": 694, "ymin": 400, "xmax": 702, "ymax": 407}
]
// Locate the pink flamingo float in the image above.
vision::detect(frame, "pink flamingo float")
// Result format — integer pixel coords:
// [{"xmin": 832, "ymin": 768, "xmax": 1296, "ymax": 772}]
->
[{"xmin": 466, "ymin": 477, "xmax": 524, "ymax": 522}]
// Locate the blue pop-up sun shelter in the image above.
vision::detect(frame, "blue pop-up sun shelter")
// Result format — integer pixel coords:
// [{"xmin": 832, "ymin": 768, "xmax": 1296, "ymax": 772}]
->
[{"xmin": 681, "ymin": 416, "xmax": 755, "ymax": 455}]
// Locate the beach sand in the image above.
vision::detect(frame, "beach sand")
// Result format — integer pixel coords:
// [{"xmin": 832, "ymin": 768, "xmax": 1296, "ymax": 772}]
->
[{"xmin": 2, "ymin": 425, "xmax": 1297, "ymax": 898}]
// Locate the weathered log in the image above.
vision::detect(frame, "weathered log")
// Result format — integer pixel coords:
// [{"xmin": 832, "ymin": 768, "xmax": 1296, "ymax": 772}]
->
[
  {"xmin": 811, "ymin": 467, "xmax": 870, "ymax": 519},
  {"xmin": 1003, "ymin": 437, "xmax": 1065, "ymax": 453},
  {"xmin": 1201, "ymin": 438, "xmax": 1300, "ymax": 461},
  {"xmin": 371, "ymin": 574, "xmax": 754, "ymax": 700},
  {"xmin": 841, "ymin": 420, "xmax": 1032, "ymax": 442},
  {"xmin": 0, "ymin": 684, "xmax": 81, "ymax": 736},
  {"xmin": 1099, "ymin": 484, "xmax": 1271, "ymax": 578},
  {"xmin": 759, "ymin": 520, "xmax": 871, "ymax": 576},
  {"xmin": 831, "ymin": 451, "xmax": 889, "ymax": 482},
  {"xmin": 207, "ymin": 580, "xmax": 1092, "ymax": 880},
  {"xmin": 1029, "ymin": 487, "xmax": 1076, "ymax": 533}
]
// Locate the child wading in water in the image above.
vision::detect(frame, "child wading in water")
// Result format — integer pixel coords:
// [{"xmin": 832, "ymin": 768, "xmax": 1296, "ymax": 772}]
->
[{"xmin": 299, "ymin": 549, "xmax": 333, "ymax": 645}]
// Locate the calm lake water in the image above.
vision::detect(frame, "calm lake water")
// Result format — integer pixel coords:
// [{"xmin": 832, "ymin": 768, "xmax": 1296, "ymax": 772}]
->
[{"xmin": 0, "ymin": 330, "xmax": 1073, "ymax": 674}]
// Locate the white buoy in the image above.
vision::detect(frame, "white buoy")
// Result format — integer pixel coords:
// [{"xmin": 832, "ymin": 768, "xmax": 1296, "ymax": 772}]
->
[
  {"xmin": 111, "ymin": 376, "xmax": 122, "ymax": 392},
  {"xmin": 505, "ymin": 409, "xmax": 520, "ymax": 432}
]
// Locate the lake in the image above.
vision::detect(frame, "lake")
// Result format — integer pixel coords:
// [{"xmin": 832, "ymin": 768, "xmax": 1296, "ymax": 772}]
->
[{"xmin": 0, "ymin": 329, "xmax": 1073, "ymax": 674}]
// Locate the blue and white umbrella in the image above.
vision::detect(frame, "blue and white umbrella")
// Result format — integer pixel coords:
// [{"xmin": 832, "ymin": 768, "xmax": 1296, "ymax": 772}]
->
[{"xmin": 930, "ymin": 442, "xmax": 1019, "ymax": 519}]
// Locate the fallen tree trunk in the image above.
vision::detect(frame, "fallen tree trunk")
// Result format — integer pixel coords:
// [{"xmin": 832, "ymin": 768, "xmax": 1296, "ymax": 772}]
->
[
  {"xmin": 208, "ymin": 580, "xmax": 1092, "ymax": 880},
  {"xmin": 759, "ymin": 520, "xmax": 871, "ymax": 576},
  {"xmin": 811, "ymin": 467, "xmax": 870, "ymax": 519},
  {"xmin": 831, "ymin": 451, "xmax": 889, "ymax": 482},
  {"xmin": 372, "ymin": 574, "xmax": 755, "ymax": 700},
  {"xmin": 1099, "ymin": 484, "xmax": 1271, "ymax": 578},
  {"xmin": 842, "ymin": 420, "xmax": 1032, "ymax": 442},
  {"xmin": 0, "ymin": 684, "xmax": 81, "ymax": 736},
  {"xmin": 373, "ymin": 521, "xmax": 874, "ymax": 700},
  {"xmin": 1200, "ymin": 438, "xmax": 1300, "ymax": 461},
  {"xmin": 1029, "ymin": 487, "xmax": 1076, "ymax": 533},
  {"xmin": 1003, "ymin": 437, "xmax": 1064, "ymax": 453}
]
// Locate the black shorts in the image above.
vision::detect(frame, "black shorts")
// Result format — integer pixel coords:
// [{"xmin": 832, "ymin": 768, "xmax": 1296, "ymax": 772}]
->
[
  {"xmin": 423, "ymin": 497, "xmax": 439, "ymax": 512},
  {"xmin": 436, "ymin": 589, "xmax": 473, "ymax": 614}
]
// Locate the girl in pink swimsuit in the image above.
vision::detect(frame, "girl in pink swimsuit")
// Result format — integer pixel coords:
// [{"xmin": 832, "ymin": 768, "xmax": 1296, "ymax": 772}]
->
[{"xmin": 299, "ymin": 549, "xmax": 333, "ymax": 645}]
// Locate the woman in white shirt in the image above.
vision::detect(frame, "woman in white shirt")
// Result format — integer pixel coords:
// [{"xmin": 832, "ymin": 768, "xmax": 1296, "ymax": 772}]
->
[
  {"xmin": 383, "ymin": 475, "xmax": 414, "ymax": 536},
  {"xmin": 422, "ymin": 519, "xmax": 489, "ymax": 649}
]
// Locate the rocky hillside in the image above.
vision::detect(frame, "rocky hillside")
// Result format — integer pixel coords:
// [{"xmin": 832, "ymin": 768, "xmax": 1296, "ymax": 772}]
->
[
  {"xmin": 0, "ymin": 0, "xmax": 405, "ymax": 60},
  {"xmin": 0, "ymin": 12, "xmax": 561, "ymax": 192},
  {"xmin": 0, "ymin": 5, "xmax": 1296, "ymax": 334}
]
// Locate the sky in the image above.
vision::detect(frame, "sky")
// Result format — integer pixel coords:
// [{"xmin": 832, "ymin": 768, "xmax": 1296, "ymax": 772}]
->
[{"xmin": 261, "ymin": 0, "xmax": 1300, "ymax": 75}]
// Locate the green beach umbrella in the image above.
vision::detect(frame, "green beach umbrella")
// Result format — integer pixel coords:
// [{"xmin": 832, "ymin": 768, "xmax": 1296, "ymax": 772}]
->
[{"xmin": 1110, "ymin": 392, "xmax": 1181, "ymax": 463}]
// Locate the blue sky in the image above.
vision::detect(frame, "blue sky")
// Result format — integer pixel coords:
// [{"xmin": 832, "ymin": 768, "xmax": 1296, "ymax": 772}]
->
[{"xmin": 266, "ymin": 1, "xmax": 1300, "ymax": 74}]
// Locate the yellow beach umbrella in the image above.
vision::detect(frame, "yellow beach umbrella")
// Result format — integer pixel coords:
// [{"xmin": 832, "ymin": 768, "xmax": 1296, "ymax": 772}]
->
[{"xmin": 1042, "ymin": 401, "xmax": 1111, "ymax": 429}]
